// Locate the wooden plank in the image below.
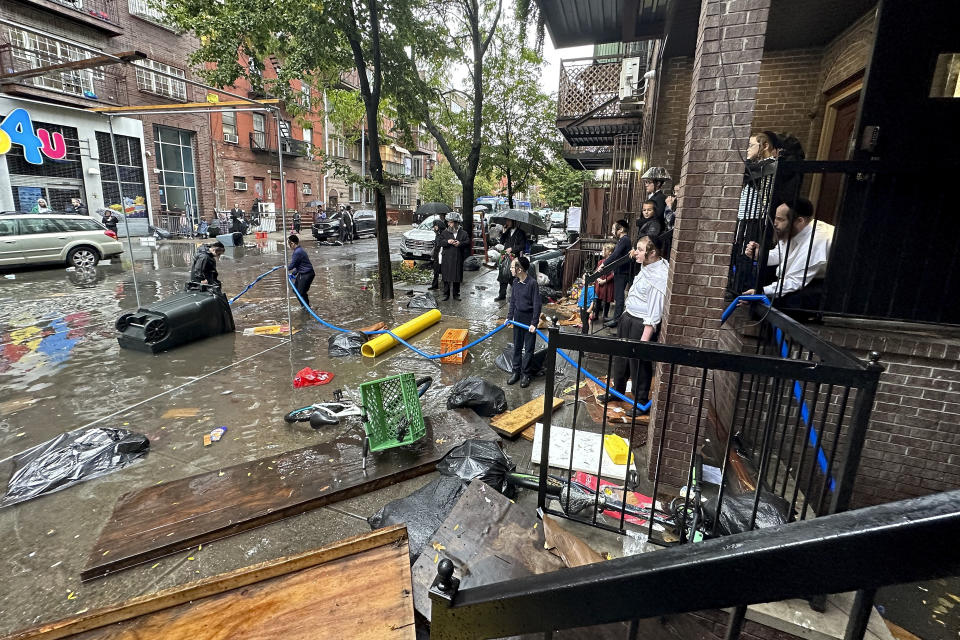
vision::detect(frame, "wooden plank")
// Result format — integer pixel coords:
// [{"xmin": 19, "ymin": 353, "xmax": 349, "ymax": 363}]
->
[
  {"xmin": 90, "ymin": 99, "xmax": 279, "ymax": 112},
  {"xmin": 81, "ymin": 411, "xmax": 492, "ymax": 581},
  {"xmin": 0, "ymin": 51, "xmax": 144, "ymax": 81},
  {"xmin": 488, "ymin": 396, "xmax": 564, "ymax": 438},
  {"xmin": 8, "ymin": 526, "xmax": 411, "ymax": 640},
  {"xmin": 410, "ymin": 481, "xmax": 564, "ymax": 620}
]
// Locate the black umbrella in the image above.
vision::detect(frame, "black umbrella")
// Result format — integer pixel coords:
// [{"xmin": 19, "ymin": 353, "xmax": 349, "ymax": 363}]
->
[
  {"xmin": 416, "ymin": 202, "xmax": 452, "ymax": 216},
  {"xmin": 488, "ymin": 209, "xmax": 548, "ymax": 236}
]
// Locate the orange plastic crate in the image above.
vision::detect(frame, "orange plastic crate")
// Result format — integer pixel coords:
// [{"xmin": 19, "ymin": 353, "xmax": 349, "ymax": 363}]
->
[{"xmin": 440, "ymin": 328, "xmax": 469, "ymax": 364}]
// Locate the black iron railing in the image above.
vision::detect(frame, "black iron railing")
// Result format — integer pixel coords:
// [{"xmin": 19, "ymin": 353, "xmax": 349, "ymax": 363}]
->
[
  {"xmin": 727, "ymin": 160, "xmax": 959, "ymax": 325},
  {"xmin": 428, "ymin": 488, "xmax": 960, "ymax": 639}
]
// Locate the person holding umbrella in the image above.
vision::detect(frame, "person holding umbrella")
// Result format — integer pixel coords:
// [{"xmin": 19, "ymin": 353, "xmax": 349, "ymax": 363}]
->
[
  {"xmin": 494, "ymin": 219, "xmax": 527, "ymax": 301},
  {"xmin": 439, "ymin": 211, "xmax": 469, "ymax": 301}
]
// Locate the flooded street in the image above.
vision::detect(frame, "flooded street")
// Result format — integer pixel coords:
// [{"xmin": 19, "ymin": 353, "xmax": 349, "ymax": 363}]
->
[{"xmin": 0, "ymin": 228, "xmax": 557, "ymax": 634}]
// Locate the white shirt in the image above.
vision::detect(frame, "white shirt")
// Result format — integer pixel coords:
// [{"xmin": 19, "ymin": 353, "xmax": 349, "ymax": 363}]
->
[
  {"xmin": 625, "ymin": 258, "xmax": 669, "ymax": 325},
  {"xmin": 763, "ymin": 220, "xmax": 835, "ymax": 297}
]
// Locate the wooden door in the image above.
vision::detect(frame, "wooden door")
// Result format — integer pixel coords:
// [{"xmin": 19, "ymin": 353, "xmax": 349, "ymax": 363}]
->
[
  {"xmin": 816, "ymin": 94, "xmax": 859, "ymax": 225},
  {"xmin": 271, "ymin": 178, "xmax": 282, "ymax": 211},
  {"xmin": 285, "ymin": 180, "xmax": 298, "ymax": 212}
]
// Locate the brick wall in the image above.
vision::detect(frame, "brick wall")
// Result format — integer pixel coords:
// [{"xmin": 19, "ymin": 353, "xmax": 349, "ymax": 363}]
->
[
  {"xmin": 752, "ymin": 49, "xmax": 822, "ymax": 157},
  {"xmin": 651, "ymin": 57, "xmax": 693, "ymax": 189},
  {"xmin": 649, "ymin": 0, "xmax": 771, "ymax": 485}
]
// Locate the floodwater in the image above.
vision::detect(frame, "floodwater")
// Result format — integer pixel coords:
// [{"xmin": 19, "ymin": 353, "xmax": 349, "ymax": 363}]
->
[{"xmin": 0, "ymin": 229, "xmax": 548, "ymax": 635}]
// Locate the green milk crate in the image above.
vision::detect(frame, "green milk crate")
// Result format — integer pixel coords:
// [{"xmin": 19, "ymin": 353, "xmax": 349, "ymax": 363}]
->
[{"xmin": 359, "ymin": 373, "xmax": 426, "ymax": 456}]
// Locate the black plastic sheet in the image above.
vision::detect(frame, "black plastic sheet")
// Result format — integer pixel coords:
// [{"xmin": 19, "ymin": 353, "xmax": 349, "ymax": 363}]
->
[
  {"xmin": 712, "ymin": 490, "xmax": 790, "ymax": 535},
  {"xmin": 463, "ymin": 255, "xmax": 481, "ymax": 271},
  {"xmin": 446, "ymin": 377, "xmax": 507, "ymax": 417},
  {"xmin": 494, "ymin": 343, "xmax": 565, "ymax": 377},
  {"xmin": 1, "ymin": 427, "xmax": 149, "ymax": 508},
  {"xmin": 436, "ymin": 439, "xmax": 516, "ymax": 496},
  {"xmin": 367, "ymin": 475, "xmax": 465, "ymax": 560},
  {"xmin": 406, "ymin": 292, "xmax": 438, "ymax": 310},
  {"xmin": 327, "ymin": 331, "xmax": 367, "ymax": 357}
]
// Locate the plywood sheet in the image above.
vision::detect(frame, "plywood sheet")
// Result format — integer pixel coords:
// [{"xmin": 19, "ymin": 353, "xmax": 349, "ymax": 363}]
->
[
  {"xmin": 489, "ymin": 396, "xmax": 564, "ymax": 439},
  {"xmin": 82, "ymin": 410, "xmax": 492, "ymax": 581},
  {"xmin": 10, "ymin": 527, "xmax": 414, "ymax": 640}
]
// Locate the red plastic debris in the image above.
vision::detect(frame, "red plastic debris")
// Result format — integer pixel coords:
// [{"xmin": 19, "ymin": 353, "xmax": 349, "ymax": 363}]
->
[{"xmin": 293, "ymin": 367, "xmax": 334, "ymax": 388}]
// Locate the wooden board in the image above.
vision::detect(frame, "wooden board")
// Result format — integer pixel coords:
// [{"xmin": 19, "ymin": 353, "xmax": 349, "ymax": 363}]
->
[
  {"xmin": 81, "ymin": 410, "xmax": 492, "ymax": 581},
  {"xmin": 9, "ymin": 526, "xmax": 413, "ymax": 640},
  {"xmin": 410, "ymin": 481, "xmax": 564, "ymax": 621},
  {"xmin": 489, "ymin": 396, "xmax": 564, "ymax": 438}
]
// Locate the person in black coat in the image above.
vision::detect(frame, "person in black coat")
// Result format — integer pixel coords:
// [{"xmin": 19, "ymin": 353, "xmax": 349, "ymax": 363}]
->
[
  {"xmin": 636, "ymin": 200, "xmax": 664, "ymax": 239},
  {"xmin": 604, "ymin": 219, "xmax": 633, "ymax": 328},
  {"xmin": 494, "ymin": 220, "xmax": 527, "ymax": 301},
  {"xmin": 439, "ymin": 212, "xmax": 469, "ymax": 301},
  {"xmin": 190, "ymin": 241, "xmax": 225, "ymax": 289},
  {"xmin": 69, "ymin": 198, "xmax": 88, "ymax": 216},
  {"xmin": 100, "ymin": 208, "xmax": 119, "ymax": 235},
  {"xmin": 429, "ymin": 218, "xmax": 443, "ymax": 290}
]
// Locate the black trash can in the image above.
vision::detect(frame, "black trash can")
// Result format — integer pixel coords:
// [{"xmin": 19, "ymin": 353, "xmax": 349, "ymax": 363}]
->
[{"xmin": 116, "ymin": 283, "xmax": 235, "ymax": 353}]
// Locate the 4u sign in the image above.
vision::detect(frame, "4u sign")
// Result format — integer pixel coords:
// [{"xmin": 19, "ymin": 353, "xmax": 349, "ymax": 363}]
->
[{"xmin": 0, "ymin": 108, "xmax": 68, "ymax": 165}]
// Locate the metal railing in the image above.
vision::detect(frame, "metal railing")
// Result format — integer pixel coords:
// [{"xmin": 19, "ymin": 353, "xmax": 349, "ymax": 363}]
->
[
  {"xmin": 429, "ymin": 488, "xmax": 960, "ymax": 639},
  {"xmin": 558, "ymin": 55, "xmax": 626, "ymax": 121},
  {"xmin": 280, "ymin": 137, "xmax": 308, "ymax": 157},
  {"xmin": 127, "ymin": 0, "xmax": 168, "ymax": 25},
  {"xmin": 727, "ymin": 160, "xmax": 958, "ymax": 325},
  {"xmin": 0, "ymin": 39, "xmax": 126, "ymax": 104},
  {"xmin": 36, "ymin": 0, "xmax": 121, "ymax": 26},
  {"xmin": 249, "ymin": 131, "xmax": 267, "ymax": 151},
  {"xmin": 529, "ymin": 308, "xmax": 880, "ymax": 545}
]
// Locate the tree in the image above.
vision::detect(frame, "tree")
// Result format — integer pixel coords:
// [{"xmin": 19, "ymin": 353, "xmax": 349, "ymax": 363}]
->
[
  {"xmin": 165, "ymin": 0, "xmax": 437, "ymax": 300},
  {"xmin": 482, "ymin": 29, "xmax": 555, "ymax": 208},
  {"xmin": 541, "ymin": 159, "xmax": 589, "ymax": 209},
  {"xmin": 418, "ymin": 160, "xmax": 460, "ymax": 206},
  {"xmin": 395, "ymin": 0, "xmax": 503, "ymax": 235}
]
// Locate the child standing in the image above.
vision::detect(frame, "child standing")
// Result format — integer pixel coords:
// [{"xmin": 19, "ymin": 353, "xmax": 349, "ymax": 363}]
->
[
  {"xmin": 578, "ymin": 271, "xmax": 596, "ymax": 334},
  {"xmin": 593, "ymin": 242, "xmax": 616, "ymax": 321}
]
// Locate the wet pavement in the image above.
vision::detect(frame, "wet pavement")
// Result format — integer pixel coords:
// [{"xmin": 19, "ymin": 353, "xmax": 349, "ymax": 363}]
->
[{"xmin": 0, "ymin": 227, "xmax": 584, "ymax": 635}]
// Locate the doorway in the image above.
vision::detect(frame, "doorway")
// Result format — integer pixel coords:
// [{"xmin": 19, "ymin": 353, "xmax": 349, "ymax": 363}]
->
[
  {"xmin": 271, "ymin": 178, "xmax": 282, "ymax": 211},
  {"xmin": 815, "ymin": 93, "xmax": 859, "ymax": 224}
]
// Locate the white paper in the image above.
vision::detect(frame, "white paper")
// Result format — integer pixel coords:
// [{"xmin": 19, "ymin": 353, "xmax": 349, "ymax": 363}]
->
[
  {"xmin": 702, "ymin": 464, "xmax": 723, "ymax": 486},
  {"xmin": 531, "ymin": 423, "xmax": 635, "ymax": 481},
  {"xmin": 566, "ymin": 206, "xmax": 582, "ymax": 232}
]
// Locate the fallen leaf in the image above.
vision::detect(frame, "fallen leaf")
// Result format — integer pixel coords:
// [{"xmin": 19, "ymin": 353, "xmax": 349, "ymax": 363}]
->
[
  {"xmin": 67, "ymin": 592, "xmax": 77, "ymax": 600},
  {"xmin": 151, "ymin": 563, "xmax": 160, "ymax": 569},
  {"xmin": 453, "ymin": 524, "xmax": 460, "ymax": 531},
  {"xmin": 218, "ymin": 471, "xmax": 225, "ymax": 477},
  {"xmin": 102, "ymin": 551, "xmax": 109, "ymax": 556},
  {"xmin": 187, "ymin": 556, "xmax": 195, "ymax": 561},
  {"xmin": 433, "ymin": 553, "xmax": 439, "ymax": 564}
]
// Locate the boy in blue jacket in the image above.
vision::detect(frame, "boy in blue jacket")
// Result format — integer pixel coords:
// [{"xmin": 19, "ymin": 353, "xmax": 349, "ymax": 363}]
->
[{"xmin": 287, "ymin": 234, "xmax": 315, "ymax": 307}]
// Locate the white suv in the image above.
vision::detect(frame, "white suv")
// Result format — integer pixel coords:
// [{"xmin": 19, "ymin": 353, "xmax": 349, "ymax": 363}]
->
[{"xmin": 0, "ymin": 213, "xmax": 124, "ymax": 269}]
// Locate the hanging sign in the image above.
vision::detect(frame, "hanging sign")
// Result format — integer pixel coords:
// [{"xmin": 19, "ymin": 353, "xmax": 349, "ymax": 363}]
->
[{"xmin": 0, "ymin": 108, "xmax": 67, "ymax": 165}]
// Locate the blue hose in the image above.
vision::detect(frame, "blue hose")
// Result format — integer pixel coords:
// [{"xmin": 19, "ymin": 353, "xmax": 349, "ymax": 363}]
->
[{"xmin": 229, "ymin": 265, "xmax": 283, "ymax": 305}]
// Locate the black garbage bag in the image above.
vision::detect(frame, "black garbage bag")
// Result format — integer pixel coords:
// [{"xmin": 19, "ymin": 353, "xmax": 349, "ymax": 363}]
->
[
  {"xmin": 437, "ymin": 439, "xmax": 515, "ymax": 496},
  {"xmin": 446, "ymin": 377, "xmax": 507, "ymax": 417},
  {"xmin": 539, "ymin": 285, "xmax": 564, "ymax": 303},
  {"xmin": 407, "ymin": 292, "xmax": 438, "ymax": 310},
  {"xmin": 328, "ymin": 331, "xmax": 367, "ymax": 357},
  {"xmin": 1, "ymin": 427, "xmax": 149, "ymax": 508},
  {"xmin": 368, "ymin": 475, "xmax": 465, "ymax": 560},
  {"xmin": 494, "ymin": 343, "xmax": 564, "ymax": 378},
  {"xmin": 463, "ymin": 255, "xmax": 481, "ymax": 271},
  {"xmin": 710, "ymin": 490, "xmax": 790, "ymax": 536}
]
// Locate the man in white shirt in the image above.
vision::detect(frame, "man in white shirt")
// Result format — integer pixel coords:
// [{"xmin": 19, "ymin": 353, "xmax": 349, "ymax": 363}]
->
[
  {"xmin": 599, "ymin": 235, "xmax": 669, "ymax": 410},
  {"xmin": 744, "ymin": 198, "xmax": 834, "ymax": 309}
]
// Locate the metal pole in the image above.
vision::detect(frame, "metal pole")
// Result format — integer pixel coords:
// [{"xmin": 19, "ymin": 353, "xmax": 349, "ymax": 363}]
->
[
  {"xmin": 107, "ymin": 114, "xmax": 141, "ymax": 308},
  {"xmin": 274, "ymin": 108, "xmax": 293, "ymax": 333}
]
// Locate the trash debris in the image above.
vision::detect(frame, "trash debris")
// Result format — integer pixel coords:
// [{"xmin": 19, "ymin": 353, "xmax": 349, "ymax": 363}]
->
[
  {"xmin": 3, "ymin": 274, "xmax": 14, "ymax": 280},
  {"xmin": 494, "ymin": 342, "xmax": 564, "ymax": 377},
  {"xmin": 328, "ymin": 331, "xmax": 368, "ymax": 357},
  {"xmin": 358, "ymin": 321, "xmax": 387, "ymax": 334},
  {"xmin": 161, "ymin": 408, "xmax": 200, "ymax": 419},
  {"xmin": 293, "ymin": 367, "xmax": 334, "ymax": 388},
  {"xmin": 446, "ymin": 377, "xmax": 507, "ymax": 417},
  {"xmin": 1, "ymin": 427, "xmax": 149, "ymax": 508},
  {"xmin": 622, "ymin": 530, "xmax": 658, "ymax": 556},
  {"xmin": 436, "ymin": 439, "xmax": 516, "ymax": 496},
  {"xmin": 708, "ymin": 489, "xmax": 789, "ymax": 535},
  {"xmin": 210, "ymin": 426, "xmax": 227, "ymax": 442},
  {"xmin": 542, "ymin": 513, "xmax": 605, "ymax": 567},
  {"xmin": 242, "ymin": 324, "xmax": 293, "ymax": 336},
  {"xmin": 368, "ymin": 475, "xmax": 465, "ymax": 561},
  {"xmin": 463, "ymin": 255, "xmax": 481, "ymax": 271},
  {"xmin": 406, "ymin": 292, "xmax": 438, "ymax": 310}
]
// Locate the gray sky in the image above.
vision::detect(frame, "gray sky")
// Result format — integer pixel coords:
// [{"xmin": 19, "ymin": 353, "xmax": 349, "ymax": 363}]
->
[{"xmin": 540, "ymin": 33, "xmax": 593, "ymax": 96}]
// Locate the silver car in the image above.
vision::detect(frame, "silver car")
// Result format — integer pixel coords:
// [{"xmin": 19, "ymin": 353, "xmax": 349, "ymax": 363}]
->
[{"xmin": 0, "ymin": 213, "xmax": 124, "ymax": 268}]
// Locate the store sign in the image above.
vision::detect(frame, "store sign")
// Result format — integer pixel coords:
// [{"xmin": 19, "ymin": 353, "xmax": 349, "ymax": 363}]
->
[{"xmin": 0, "ymin": 109, "xmax": 68, "ymax": 165}]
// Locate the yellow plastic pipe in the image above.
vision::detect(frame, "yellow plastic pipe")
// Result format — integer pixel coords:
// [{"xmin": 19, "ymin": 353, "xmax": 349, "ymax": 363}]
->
[{"xmin": 361, "ymin": 309, "xmax": 442, "ymax": 358}]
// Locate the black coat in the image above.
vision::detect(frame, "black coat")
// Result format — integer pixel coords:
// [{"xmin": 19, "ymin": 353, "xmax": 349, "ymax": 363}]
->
[
  {"xmin": 649, "ymin": 190, "xmax": 667, "ymax": 219},
  {"xmin": 637, "ymin": 216, "xmax": 663, "ymax": 240},
  {"xmin": 501, "ymin": 227, "xmax": 527, "ymax": 256},
  {"xmin": 439, "ymin": 226, "xmax": 469, "ymax": 283},
  {"xmin": 101, "ymin": 214, "xmax": 119, "ymax": 234},
  {"xmin": 190, "ymin": 247, "xmax": 221, "ymax": 288}
]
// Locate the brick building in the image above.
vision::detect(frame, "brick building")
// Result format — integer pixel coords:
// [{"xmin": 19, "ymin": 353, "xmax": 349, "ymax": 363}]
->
[
  {"xmin": 541, "ymin": 0, "xmax": 959, "ymax": 512},
  {"xmin": 0, "ymin": 0, "xmax": 218, "ymax": 227}
]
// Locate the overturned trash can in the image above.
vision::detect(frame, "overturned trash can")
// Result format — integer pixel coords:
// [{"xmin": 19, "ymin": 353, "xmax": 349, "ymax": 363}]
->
[{"xmin": 116, "ymin": 282, "xmax": 235, "ymax": 353}]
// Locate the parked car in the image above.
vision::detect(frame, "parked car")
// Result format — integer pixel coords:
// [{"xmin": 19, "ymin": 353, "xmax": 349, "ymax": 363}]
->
[
  {"xmin": 0, "ymin": 213, "xmax": 123, "ymax": 268},
  {"xmin": 351, "ymin": 209, "xmax": 377, "ymax": 238},
  {"xmin": 399, "ymin": 214, "xmax": 444, "ymax": 260}
]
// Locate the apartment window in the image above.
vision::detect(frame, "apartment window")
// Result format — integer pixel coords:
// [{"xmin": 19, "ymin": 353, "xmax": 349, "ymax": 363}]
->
[
  {"xmin": 96, "ymin": 132, "xmax": 147, "ymax": 214},
  {"xmin": 302, "ymin": 127, "xmax": 312, "ymax": 147},
  {"xmin": 252, "ymin": 113, "xmax": 266, "ymax": 149},
  {"xmin": 154, "ymin": 125, "xmax": 198, "ymax": 213},
  {"xmin": 301, "ymin": 84, "xmax": 312, "ymax": 108},
  {"xmin": 233, "ymin": 176, "xmax": 247, "ymax": 191},
  {"xmin": 6, "ymin": 28, "xmax": 98, "ymax": 98},
  {"xmin": 391, "ymin": 185, "xmax": 410, "ymax": 207},
  {"xmin": 128, "ymin": 0, "xmax": 168, "ymax": 24},
  {"xmin": 134, "ymin": 59, "xmax": 187, "ymax": 100},
  {"xmin": 328, "ymin": 135, "xmax": 347, "ymax": 158},
  {"xmin": 302, "ymin": 183, "xmax": 312, "ymax": 195},
  {"xmin": 222, "ymin": 110, "xmax": 237, "ymax": 141},
  {"xmin": 350, "ymin": 183, "xmax": 361, "ymax": 203}
]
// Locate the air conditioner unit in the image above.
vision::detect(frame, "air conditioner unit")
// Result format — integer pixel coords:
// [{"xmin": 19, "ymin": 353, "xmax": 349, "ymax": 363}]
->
[
  {"xmin": 234, "ymin": 181, "xmax": 248, "ymax": 191},
  {"xmin": 619, "ymin": 57, "xmax": 642, "ymax": 100},
  {"xmin": 302, "ymin": 186, "xmax": 312, "ymax": 195},
  {"xmin": 223, "ymin": 133, "xmax": 239, "ymax": 144}
]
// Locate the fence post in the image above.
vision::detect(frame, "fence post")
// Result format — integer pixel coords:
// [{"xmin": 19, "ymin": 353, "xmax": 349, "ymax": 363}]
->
[
  {"xmin": 539, "ymin": 327, "xmax": 559, "ymax": 510},
  {"xmin": 830, "ymin": 352, "xmax": 883, "ymax": 514}
]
